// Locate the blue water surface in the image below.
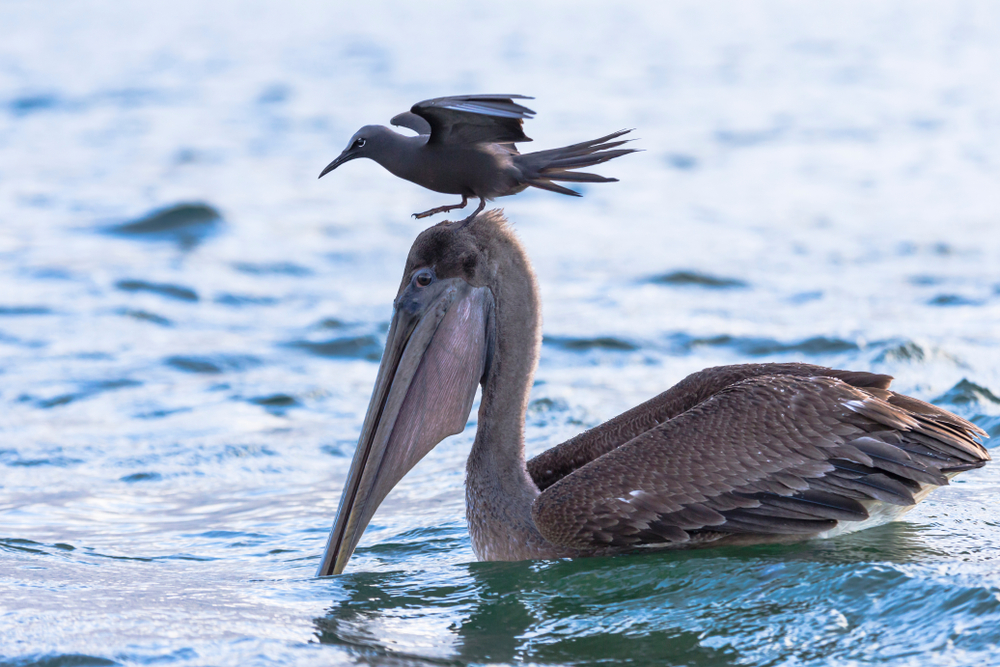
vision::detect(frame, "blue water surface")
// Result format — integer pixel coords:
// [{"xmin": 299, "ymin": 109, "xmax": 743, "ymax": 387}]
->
[{"xmin": 2, "ymin": 2, "xmax": 1000, "ymax": 665}]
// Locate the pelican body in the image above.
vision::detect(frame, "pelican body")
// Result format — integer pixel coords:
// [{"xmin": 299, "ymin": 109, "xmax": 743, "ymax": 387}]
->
[{"xmin": 317, "ymin": 211, "xmax": 989, "ymax": 576}]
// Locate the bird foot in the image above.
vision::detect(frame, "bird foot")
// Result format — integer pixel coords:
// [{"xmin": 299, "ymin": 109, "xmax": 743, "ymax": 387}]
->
[
  {"xmin": 412, "ymin": 196, "xmax": 469, "ymax": 219},
  {"xmin": 457, "ymin": 198, "xmax": 487, "ymax": 224}
]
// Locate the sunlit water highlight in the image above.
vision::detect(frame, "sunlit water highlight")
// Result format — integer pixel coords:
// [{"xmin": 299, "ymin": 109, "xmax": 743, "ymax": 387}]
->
[{"xmin": 2, "ymin": 2, "xmax": 999, "ymax": 665}]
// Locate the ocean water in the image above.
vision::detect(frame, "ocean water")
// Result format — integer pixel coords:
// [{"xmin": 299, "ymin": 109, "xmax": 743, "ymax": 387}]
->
[{"xmin": 2, "ymin": 1, "xmax": 1000, "ymax": 665}]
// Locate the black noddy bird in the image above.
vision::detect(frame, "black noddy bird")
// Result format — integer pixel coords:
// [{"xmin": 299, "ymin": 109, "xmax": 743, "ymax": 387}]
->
[{"xmin": 318, "ymin": 94, "xmax": 637, "ymax": 221}]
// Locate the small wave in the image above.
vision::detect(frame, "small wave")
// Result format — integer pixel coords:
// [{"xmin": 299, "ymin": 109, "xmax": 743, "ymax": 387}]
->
[
  {"xmin": 0, "ymin": 538, "xmax": 47, "ymax": 555},
  {"xmin": 232, "ymin": 261, "xmax": 312, "ymax": 276},
  {"xmin": 648, "ymin": 270, "xmax": 748, "ymax": 289},
  {"xmin": 976, "ymin": 416, "xmax": 1000, "ymax": 439},
  {"xmin": 320, "ymin": 442, "xmax": 354, "ymax": 457},
  {"xmin": 249, "ymin": 393, "xmax": 298, "ymax": 407},
  {"xmin": 0, "ymin": 331, "xmax": 46, "ymax": 348},
  {"xmin": 544, "ymin": 335, "xmax": 639, "ymax": 352},
  {"xmin": 671, "ymin": 333, "xmax": 858, "ymax": 356},
  {"xmin": 933, "ymin": 380, "xmax": 1000, "ymax": 439},
  {"xmin": 1, "ymin": 653, "xmax": 117, "ymax": 667},
  {"xmin": 0, "ymin": 456, "xmax": 83, "ymax": 468},
  {"xmin": 351, "ymin": 524, "xmax": 469, "ymax": 565},
  {"xmin": 529, "ymin": 397, "xmax": 570, "ymax": 414},
  {"xmin": 286, "ymin": 335, "xmax": 383, "ymax": 361},
  {"xmin": 35, "ymin": 395, "xmax": 75, "ymax": 408},
  {"xmin": 873, "ymin": 340, "xmax": 926, "ymax": 363},
  {"xmin": 665, "ymin": 153, "xmax": 698, "ymax": 170},
  {"xmin": 934, "ymin": 379, "xmax": 1000, "ymax": 407},
  {"xmin": 214, "ymin": 293, "xmax": 279, "ymax": 307},
  {"xmin": 153, "ymin": 554, "xmax": 218, "ymax": 562},
  {"xmin": 788, "ymin": 290, "xmax": 823, "ymax": 304},
  {"xmin": 105, "ymin": 202, "xmax": 222, "ymax": 249},
  {"xmin": 527, "ymin": 396, "xmax": 588, "ymax": 429},
  {"xmin": 3, "ymin": 453, "xmax": 84, "ymax": 467},
  {"xmin": 7, "ymin": 93, "xmax": 61, "ymax": 116},
  {"xmin": 227, "ymin": 443, "xmax": 277, "ymax": 457},
  {"xmin": 311, "ymin": 317, "xmax": 346, "ymax": 329},
  {"xmin": 120, "ymin": 472, "xmax": 162, "ymax": 483},
  {"xmin": 164, "ymin": 354, "xmax": 261, "ymax": 374},
  {"xmin": 191, "ymin": 530, "xmax": 268, "ymax": 540},
  {"xmin": 0, "ymin": 306, "xmax": 51, "ymax": 316},
  {"xmin": 247, "ymin": 393, "xmax": 299, "ymax": 414},
  {"xmin": 116, "ymin": 280, "xmax": 198, "ymax": 302},
  {"xmin": 0, "ymin": 539, "xmax": 75, "ymax": 560},
  {"xmin": 133, "ymin": 407, "xmax": 190, "ymax": 419},
  {"xmin": 33, "ymin": 379, "xmax": 142, "ymax": 409},
  {"xmin": 871, "ymin": 338, "xmax": 968, "ymax": 369},
  {"xmin": 928, "ymin": 294, "xmax": 981, "ymax": 307},
  {"xmin": 909, "ymin": 275, "xmax": 945, "ymax": 286},
  {"xmin": 116, "ymin": 308, "xmax": 172, "ymax": 326}
]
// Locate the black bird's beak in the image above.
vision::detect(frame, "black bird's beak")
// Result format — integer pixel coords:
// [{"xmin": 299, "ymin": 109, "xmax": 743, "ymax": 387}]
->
[
  {"xmin": 316, "ymin": 278, "xmax": 492, "ymax": 576},
  {"xmin": 318, "ymin": 150, "xmax": 356, "ymax": 178}
]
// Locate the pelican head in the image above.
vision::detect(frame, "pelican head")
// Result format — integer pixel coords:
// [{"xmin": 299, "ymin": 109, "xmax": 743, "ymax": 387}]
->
[{"xmin": 317, "ymin": 215, "xmax": 503, "ymax": 575}]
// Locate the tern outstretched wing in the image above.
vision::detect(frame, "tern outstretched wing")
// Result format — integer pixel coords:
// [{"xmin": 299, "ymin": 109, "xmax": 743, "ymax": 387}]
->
[{"xmin": 411, "ymin": 94, "xmax": 536, "ymax": 146}]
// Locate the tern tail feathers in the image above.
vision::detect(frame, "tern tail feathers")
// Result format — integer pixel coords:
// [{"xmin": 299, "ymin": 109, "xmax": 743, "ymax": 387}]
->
[
  {"xmin": 516, "ymin": 130, "xmax": 637, "ymax": 197},
  {"xmin": 537, "ymin": 170, "xmax": 619, "ymax": 183},
  {"xmin": 520, "ymin": 179, "xmax": 583, "ymax": 197}
]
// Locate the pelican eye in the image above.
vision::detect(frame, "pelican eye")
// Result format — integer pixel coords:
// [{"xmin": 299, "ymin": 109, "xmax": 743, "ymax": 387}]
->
[
  {"xmin": 414, "ymin": 271, "xmax": 433, "ymax": 287},
  {"xmin": 352, "ymin": 138, "xmax": 366, "ymax": 149}
]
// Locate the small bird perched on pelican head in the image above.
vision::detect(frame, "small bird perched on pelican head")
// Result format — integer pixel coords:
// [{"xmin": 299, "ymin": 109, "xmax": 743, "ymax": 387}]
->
[{"xmin": 319, "ymin": 94, "xmax": 637, "ymax": 222}]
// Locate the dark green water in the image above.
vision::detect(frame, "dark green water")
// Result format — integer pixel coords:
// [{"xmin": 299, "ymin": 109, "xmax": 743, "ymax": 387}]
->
[{"xmin": 319, "ymin": 523, "xmax": 1000, "ymax": 666}]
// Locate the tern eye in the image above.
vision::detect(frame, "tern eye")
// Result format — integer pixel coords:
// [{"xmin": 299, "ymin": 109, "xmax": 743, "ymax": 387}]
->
[
  {"xmin": 352, "ymin": 138, "xmax": 366, "ymax": 149},
  {"xmin": 414, "ymin": 270, "xmax": 432, "ymax": 287}
]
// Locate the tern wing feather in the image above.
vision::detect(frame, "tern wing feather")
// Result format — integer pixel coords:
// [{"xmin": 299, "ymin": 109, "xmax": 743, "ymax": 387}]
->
[
  {"xmin": 390, "ymin": 111, "xmax": 432, "ymax": 135},
  {"xmin": 412, "ymin": 94, "xmax": 535, "ymax": 145}
]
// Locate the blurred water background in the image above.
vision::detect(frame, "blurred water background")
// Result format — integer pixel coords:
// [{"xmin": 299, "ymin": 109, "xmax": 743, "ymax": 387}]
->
[{"xmin": 2, "ymin": 1, "xmax": 1000, "ymax": 665}]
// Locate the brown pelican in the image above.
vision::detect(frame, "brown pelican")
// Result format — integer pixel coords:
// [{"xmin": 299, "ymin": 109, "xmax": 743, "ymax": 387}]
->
[{"xmin": 317, "ymin": 211, "xmax": 990, "ymax": 576}]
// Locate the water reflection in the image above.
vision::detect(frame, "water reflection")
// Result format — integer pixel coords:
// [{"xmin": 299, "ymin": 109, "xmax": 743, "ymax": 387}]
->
[
  {"xmin": 314, "ymin": 522, "xmax": 956, "ymax": 666},
  {"xmin": 314, "ymin": 570, "xmax": 470, "ymax": 665}
]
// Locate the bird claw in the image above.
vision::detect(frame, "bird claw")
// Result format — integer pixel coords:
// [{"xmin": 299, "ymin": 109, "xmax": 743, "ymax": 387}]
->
[
  {"xmin": 412, "ymin": 209, "xmax": 445, "ymax": 219},
  {"xmin": 412, "ymin": 196, "xmax": 470, "ymax": 219},
  {"xmin": 451, "ymin": 198, "xmax": 488, "ymax": 228}
]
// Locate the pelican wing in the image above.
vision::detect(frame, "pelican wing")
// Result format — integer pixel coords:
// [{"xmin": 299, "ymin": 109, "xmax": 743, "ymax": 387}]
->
[
  {"xmin": 527, "ymin": 363, "xmax": 897, "ymax": 491},
  {"xmin": 411, "ymin": 94, "xmax": 535, "ymax": 146},
  {"xmin": 531, "ymin": 374, "xmax": 988, "ymax": 551}
]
